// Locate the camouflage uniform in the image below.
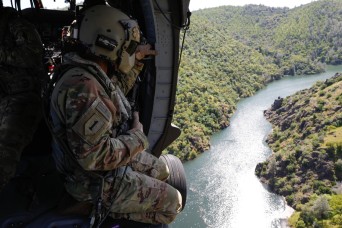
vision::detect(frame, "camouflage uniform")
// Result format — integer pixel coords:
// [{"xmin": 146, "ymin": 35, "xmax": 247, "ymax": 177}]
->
[
  {"xmin": 0, "ymin": 7, "xmax": 44, "ymax": 191},
  {"xmin": 50, "ymin": 53, "xmax": 182, "ymax": 224}
]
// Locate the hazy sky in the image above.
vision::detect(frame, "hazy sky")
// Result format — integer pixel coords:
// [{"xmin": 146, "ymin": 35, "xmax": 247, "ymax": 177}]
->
[
  {"xmin": 189, "ymin": 0, "xmax": 317, "ymax": 11},
  {"xmin": 3, "ymin": 0, "xmax": 317, "ymax": 10}
]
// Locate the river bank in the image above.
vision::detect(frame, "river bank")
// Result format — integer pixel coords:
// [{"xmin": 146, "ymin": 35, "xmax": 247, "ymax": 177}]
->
[
  {"xmin": 280, "ymin": 202, "xmax": 295, "ymax": 228},
  {"xmin": 255, "ymin": 72, "xmax": 342, "ymax": 227},
  {"xmin": 171, "ymin": 65, "xmax": 342, "ymax": 228}
]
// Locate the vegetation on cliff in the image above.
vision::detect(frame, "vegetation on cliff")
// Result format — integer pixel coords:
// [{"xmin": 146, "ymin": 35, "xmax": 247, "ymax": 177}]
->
[
  {"xmin": 255, "ymin": 73, "xmax": 342, "ymax": 227},
  {"xmin": 167, "ymin": 0, "xmax": 342, "ymax": 161}
]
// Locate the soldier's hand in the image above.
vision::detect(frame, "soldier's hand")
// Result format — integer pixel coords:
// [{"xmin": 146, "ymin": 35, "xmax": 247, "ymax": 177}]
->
[
  {"xmin": 135, "ymin": 44, "xmax": 157, "ymax": 60},
  {"xmin": 132, "ymin": 111, "xmax": 143, "ymax": 132}
]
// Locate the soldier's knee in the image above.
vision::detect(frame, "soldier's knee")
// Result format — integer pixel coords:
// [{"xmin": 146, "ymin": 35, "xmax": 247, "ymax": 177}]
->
[
  {"xmin": 156, "ymin": 190, "xmax": 182, "ymax": 224},
  {"xmin": 157, "ymin": 160, "xmax": 169, "ymax": 181}
]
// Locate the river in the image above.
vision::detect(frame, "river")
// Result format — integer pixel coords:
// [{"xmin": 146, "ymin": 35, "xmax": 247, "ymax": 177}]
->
[{"xmin": 171, "ymin": 65, "xmax": 342, "ymax": 228}]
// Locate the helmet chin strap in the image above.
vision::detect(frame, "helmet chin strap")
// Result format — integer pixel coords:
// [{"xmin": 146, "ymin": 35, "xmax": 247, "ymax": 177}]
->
[
  {"xmin": 93, "ymin": 58, "xmax": 109, "ymax": 74},
  {"xmin": 107, "ymin": 61, "xmax": 118, "ymax": 78}
]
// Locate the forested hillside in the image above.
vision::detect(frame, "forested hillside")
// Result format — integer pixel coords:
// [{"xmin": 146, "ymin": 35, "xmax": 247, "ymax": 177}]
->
[
  {"xmin": 167, "ymin": 0, "xmax": 342, "ymax": 160},
  {"xmin": 255, "ymin": 73, "xmax": 342, "ymax": 227}
]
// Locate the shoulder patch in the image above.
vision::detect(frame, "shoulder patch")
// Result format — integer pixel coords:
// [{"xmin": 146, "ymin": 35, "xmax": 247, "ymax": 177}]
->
[{"xmin": 72, "ymin": 97, "xmax": 112, "ymax": 145}]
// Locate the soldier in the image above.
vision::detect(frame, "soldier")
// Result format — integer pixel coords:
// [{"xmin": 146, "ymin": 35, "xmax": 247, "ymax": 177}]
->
[
  {"xmin": 48, "ymin": 5, "xmax": 182, "ymax": 225},
  {"xmin": 0, "ymin": 4, "xmax": 45, "ymax": 191}
]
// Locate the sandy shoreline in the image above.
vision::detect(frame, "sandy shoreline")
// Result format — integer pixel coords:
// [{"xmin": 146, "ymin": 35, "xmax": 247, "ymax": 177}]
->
[{"xmin": 279, "ymin": 197, "xmax": 295, "ymax": 228}]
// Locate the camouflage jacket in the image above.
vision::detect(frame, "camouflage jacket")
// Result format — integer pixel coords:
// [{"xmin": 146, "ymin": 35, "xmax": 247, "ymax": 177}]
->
[
  {"xmin": 0, "ymin": 7, "xmax": 44, "ymax": 89},
  {"xmin": 50, "ymin": 53, "xmax": 148, "ymax": 191}
]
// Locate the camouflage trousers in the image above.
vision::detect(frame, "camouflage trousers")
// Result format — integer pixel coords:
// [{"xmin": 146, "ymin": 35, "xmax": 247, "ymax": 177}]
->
[
  {"xmin": 66, "ymin": 151, "xmax": 182, "ymax": 224},
  {"xmin": 0, "ymin": 91, "xmax": 42, "ymax": 192}
]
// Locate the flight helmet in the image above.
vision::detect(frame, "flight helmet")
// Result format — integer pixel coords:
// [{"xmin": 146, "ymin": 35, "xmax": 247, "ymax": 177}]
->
[{"xmin": 78, "ymin": 5, "xmax": 141, "ymax": 74}]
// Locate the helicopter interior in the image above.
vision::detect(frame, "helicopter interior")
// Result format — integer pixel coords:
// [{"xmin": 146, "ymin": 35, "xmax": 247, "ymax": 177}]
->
[{"xmin": 0, "ymin": 0, "xmax": 190, "ymax": 227}]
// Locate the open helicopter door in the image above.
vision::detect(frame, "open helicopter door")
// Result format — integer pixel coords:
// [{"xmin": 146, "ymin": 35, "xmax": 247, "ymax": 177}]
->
[{"xmin": 126, "ymin": 0, "xmax": 191, "ymax": 157}]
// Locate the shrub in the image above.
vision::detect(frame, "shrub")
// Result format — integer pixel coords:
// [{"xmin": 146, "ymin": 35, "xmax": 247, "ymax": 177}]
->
[
  {"xmin": 300, "ymin": 209, "xmax": 315, "ymax": 226},
  {"xmin": 311, "ymin": 195, "xmax": 331, "ymax": 220},
  {"xmin": 331, "ymin": 214, "xmax": 342, "ymax": 226},
  {"xmin": 329, "ymin": 194, "xmax": 342, "ymax": 217},
  {"xmin": 289, "ymin": 211, "xmax": 301, "ymax": 227},
  {"xmin": 335, "ymin": 160, "xmax": 342, "ymax": 181},
  {"xmin": 318, "ymin": 90, "xmax": 325, "ymax": 97},
  {"xmin": 286, "ymin": 194, "xmax": 295, "ymax": 205}
]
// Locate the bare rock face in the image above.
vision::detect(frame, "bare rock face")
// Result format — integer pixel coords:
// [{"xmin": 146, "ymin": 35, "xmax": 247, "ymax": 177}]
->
[{"xmin": 271, "ymin": 97, "xmax": 284, "ymax": 111}]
